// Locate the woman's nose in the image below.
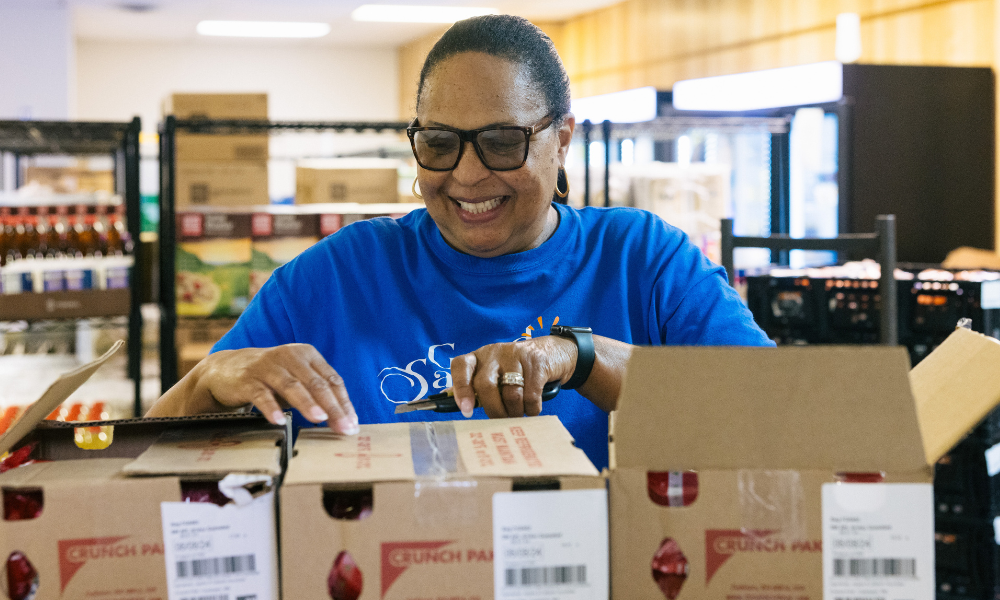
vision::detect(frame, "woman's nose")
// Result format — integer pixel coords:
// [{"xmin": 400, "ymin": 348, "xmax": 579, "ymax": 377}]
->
[{"xmin": 451, "ymin": 141, "xmax": 491, "ymax": 184}]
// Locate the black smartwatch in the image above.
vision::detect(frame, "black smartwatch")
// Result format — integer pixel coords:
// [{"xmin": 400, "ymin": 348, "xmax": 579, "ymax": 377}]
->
[{"xmin": 549, "ymin": 326, "xmax": 595, "ymax": 390}]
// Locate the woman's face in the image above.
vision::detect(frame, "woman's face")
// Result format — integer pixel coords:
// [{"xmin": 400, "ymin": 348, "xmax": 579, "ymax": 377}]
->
[{"xmin": 415, "ymin": 51, "xmax": 575, "ymax": 258}]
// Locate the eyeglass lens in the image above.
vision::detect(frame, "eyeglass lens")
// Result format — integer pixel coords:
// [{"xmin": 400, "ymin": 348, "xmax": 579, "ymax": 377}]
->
[{"xmin": 413, "ymin": 128, "xmax": 527, "ymax": 170}]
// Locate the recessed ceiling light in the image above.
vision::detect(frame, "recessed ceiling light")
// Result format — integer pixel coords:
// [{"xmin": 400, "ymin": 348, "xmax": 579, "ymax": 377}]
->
[
  {"xmin": 351, "ymin": 5, "xmax": 499, "ymax": 23},
  {"xmin": 196, "ymin": 21, "xmax": 331, "ymax": 38}
]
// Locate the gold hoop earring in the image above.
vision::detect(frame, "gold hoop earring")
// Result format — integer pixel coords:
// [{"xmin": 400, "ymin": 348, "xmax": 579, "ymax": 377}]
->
[
  {"xmin": 412, "ymin": 178, "xmax": 423, "ymax": 200},
  {"xmin": 555, "ymin": 167, "xmax": 569, "ymax": 198}
]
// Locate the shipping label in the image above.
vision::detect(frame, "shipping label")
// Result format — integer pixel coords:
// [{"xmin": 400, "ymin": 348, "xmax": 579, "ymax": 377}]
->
[
  {"xmin": 821, "ymin": 483, "xmax": 933, "ymax": 600},
  {"xmin": 161, "ymin": 491, "xmax": 276, "ymax": 600},
  {"xmin": 493, "ymin": 489, "xmax": 608, "ymax": 599}
]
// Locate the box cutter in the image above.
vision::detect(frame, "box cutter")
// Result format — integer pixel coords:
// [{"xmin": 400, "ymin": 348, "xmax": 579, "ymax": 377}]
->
[{"xmin": 394, "ymin": 381, "xmax": 561, "ymax": 414}]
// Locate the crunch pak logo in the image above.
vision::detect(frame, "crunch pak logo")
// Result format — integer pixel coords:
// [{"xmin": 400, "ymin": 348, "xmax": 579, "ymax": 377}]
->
[
  {"xmin": 58, "ymin": 537, "xmax": 163, "ymax": 591},
  {"xmin": 705, "ymin": 530, "xmax": 821, "ymax": 584},
  {"xmin": 380, "ymin": 541, "xmax": 492, "ymax": 597}
]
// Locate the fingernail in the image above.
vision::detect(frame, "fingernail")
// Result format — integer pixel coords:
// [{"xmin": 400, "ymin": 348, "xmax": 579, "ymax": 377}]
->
[
  {"xmin": 311, "ymin": 406, "xmax": 329, "ymax": 422},
  {"xmin": 460, "ymin": 398, "xmax": 474, "ymax": 419},
  {"xmin": 349, "ymin": 413, "xmax": 359, "ymax": 426},
  {"xmin": 271, "ymin": 411, "xmax": 287, "ymax": 426},
  {"xmin": 337, "ymin": 416, "xmax": 360, "ymax": 435}
]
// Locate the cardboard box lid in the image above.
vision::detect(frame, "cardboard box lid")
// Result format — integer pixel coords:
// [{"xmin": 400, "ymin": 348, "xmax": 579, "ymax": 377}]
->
[
  {"xmin": 911, "ymin": 328, "xmax": 1000, "ymax": 464},
  {"xmin": 613, "ymin": 343, "xmax": 926, "ymax": 472},
  {"xmin": 613, "ymin": 329, "xmax": 1000, "ymax": 472},
  {"xmin": 0, "ymin": 458, "xmax": 133, "ymax": 487},
  {"xmin": 122, "ymin": 426, "xmax": 283, "ymax": 478},
  {"xmin": 284, "ymin": 415, "xmax": 599, "ymax": 486},
  {"xmin": 296, "ymin": 158, "xmax": 402, "ymax": 171},
  {"xmin": 164, "ymin": 92, "xmax": 268, "ymax": 119},
  {"xmin": 0, "ymin": 340, "xmax": 123, "ymax": 457}
]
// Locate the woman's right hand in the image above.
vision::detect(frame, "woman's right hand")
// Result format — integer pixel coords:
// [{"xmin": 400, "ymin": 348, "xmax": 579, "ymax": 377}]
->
[{"xmin": 146, "ymin": 343, "xmax": 359, "ymax": 435}]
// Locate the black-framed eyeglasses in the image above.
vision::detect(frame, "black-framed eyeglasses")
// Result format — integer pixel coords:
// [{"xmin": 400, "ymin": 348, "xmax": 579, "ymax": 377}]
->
[{"xmin": 406, "ymin": 114, "xmax": 556, "ymax": 172}]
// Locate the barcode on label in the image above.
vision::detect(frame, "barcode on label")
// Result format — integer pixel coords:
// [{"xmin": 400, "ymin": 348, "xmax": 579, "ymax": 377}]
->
[
  {"xmin": 176, "ymin": 554, "xmax": 257, "ymax": 578},
  {"xmin": 180, "ymin": 596, "xmax": 228, "ymax": 600},
  {"xmin": 833, "ymin": 558, "xmax": 916, "ymax": 577},
  {"xmin": 505, "ymin": 565, "xmax": 587, "ymax": 586}
]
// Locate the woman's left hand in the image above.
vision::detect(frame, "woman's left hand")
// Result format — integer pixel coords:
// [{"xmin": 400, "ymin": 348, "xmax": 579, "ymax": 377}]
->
[{"xmin": 449, "ymin": 336, "xmax": 578, "ymax": 418}]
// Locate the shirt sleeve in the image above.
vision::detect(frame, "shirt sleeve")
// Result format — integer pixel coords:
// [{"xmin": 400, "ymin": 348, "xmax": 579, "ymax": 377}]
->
[
  {"xmin": 645, "ymin": 220, "xmax": 775, "ymax": 347},
  {"xmin": 211, "ymin": 269, "xmax": 297, "ymax": 353}
]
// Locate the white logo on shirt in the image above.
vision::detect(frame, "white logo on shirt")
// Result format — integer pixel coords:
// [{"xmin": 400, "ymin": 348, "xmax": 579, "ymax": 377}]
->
[{"xmin": 378, "ymin": 343, "xmax": 455, "ymax": 404}]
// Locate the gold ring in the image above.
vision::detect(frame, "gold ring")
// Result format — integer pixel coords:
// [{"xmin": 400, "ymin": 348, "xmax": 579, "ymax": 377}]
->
[{"xmin": 499, "ymin": 372, "xmax": 525, "ymax": 387}]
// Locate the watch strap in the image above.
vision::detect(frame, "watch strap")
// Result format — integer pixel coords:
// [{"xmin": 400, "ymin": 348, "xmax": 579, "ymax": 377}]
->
[{"xmin": 550, "ymin": 326, "xmax": 595, "ymax": 390}]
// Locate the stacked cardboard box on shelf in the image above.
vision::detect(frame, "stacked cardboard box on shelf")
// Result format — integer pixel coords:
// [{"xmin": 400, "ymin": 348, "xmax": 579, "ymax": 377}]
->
[
  {"xmin": 0, "ymin": 342, "xmax": 288, "ymax": 600},
  {"xmin": 165, "ymin": 93, "xmax": 270, "ymax": 207},
  {"xmin": 296, "ymin": 158, "xmax": 402, "ymax": 204},
  {"xmin": 175, "ymin": 317, "xmax": 239, "ymax": 379},
  {"xmin": 23, "ymin": 165, "xmax": 115, "ymax": 194}
]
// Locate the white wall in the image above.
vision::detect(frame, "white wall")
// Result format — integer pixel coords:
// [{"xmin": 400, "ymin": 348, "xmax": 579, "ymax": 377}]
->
[
  {"xmin": 0, "ymin": 5, "xmax": 74, "ymax": 119},
  {"xmin": 76, "ymin": 40, "xmax": 400, "ymax": 131}
]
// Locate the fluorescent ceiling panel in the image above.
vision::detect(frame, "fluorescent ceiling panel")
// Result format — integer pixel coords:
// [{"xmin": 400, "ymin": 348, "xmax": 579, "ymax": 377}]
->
[
  {"xmin": 672, "ymin": 61, "xmax": 844, "ymax": 111},
  {"xmin": 196, "ymin": 20, "xmax": 331, "ymax": 38},
  {"xmin": 571, "ymin": 87, "xmax": 658, "ymax": 123},
  {"xmin": 351, "ymin": 5, "xmax": 499, "ymax": 23}
]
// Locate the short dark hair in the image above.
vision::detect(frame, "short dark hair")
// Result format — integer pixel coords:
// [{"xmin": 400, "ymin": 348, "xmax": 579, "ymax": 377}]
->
[{"xmin": 416, "ymin": 15, "xmax": 571, "ymax": 121}]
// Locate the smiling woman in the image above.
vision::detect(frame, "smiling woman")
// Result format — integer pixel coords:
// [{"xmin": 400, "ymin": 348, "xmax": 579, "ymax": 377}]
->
[{"xmin": 147, "ymin": 14, "xmax": 773, "ymax": 470}]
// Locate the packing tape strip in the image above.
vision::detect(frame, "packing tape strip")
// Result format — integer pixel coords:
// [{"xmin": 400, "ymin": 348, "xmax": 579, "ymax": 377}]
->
[{"xmin": 409, "ymin": 421, "xmax": 462, "ymax": 478}]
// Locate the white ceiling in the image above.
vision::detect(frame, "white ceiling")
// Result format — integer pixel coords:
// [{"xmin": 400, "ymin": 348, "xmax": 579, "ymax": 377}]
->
[{"xmin": 58, "ymin": 0, "xmax": 621, "ymax": 48}]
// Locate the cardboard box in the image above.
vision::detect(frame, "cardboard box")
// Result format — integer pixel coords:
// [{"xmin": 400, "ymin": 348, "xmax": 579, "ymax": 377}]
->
[
  {"xmin": 609, "ymin": 328, "xmax": 1000, "ymax": 600},
  {"xmin": 175, "ymin": 161, "xmax": 269, "ymax": 207},
  {"xmin": 280, "ymin": 416, "xmax": 607, "ymax": 599},
  {"xmin": 176, "ymin": 210, "xmax": 252, "ymax": 317},
  {"xmin": 296, "ymin": 159, "xmax": 400, "ymax": 204},
  {"xmin": 24, "ymin": 167, "xmax": 115, "ymax": 194},
  {"xmin": 175, "ymin": 317, "xmax": 238, "ymax": 348},
  {"xmin": 176, "ymin": 133, "xmax": 269, "ymax": 162},
  {"xmin": 163, "ymin": 93, "xmax": 268, "ymax": 120},
  {"xmin": 175, "ymin": 318, "xmax": 238, "ymax": 379},
  {"xmin": 250, "ymin": 209, "xmax": 320, "ymax": 297},
  {"xmin": 0, "ymin": 341, "xmax": 288, "ymax": 600}
]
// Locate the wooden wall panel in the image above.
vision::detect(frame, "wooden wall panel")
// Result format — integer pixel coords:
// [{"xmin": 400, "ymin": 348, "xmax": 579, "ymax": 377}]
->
[{"xmin": 560, "ymin": 0, "xmax": 991, "ymax": 97}]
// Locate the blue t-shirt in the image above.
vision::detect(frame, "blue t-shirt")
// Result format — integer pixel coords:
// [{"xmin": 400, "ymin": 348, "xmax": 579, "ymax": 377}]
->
[{"xmin": 213, "ymin": 202, "xmax": 773, "ymax": 469}]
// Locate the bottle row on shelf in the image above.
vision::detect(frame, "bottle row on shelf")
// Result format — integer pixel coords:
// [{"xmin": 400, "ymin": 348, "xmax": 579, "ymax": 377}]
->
[
  {"xmin": 0, "ymin": 202, "xmax": 132, "ymax": 266},
  {"xmin": 0, "ymin": 401, "xmax": 118, "ymax": 437}
]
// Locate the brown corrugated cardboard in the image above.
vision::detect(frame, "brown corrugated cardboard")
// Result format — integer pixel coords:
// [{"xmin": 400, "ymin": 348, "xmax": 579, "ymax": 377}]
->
[
  {"xmin": 175, "ymin": 317, "xmax": 238, "ymax": 348},
  {"xmin": 280, "ymin": 416, "xmax": 604, "ymax": 599},
  {"xmin": 175, "ymin": 161, "xmax": 268, "ymax": 207},
  {"xmin": 296, "ymin": 159, "xmax": 400, "ymax": 204},
  {"xmin": 0, "ymin": 342, "xmax": 287, "ymax": 600},
  {"xmin": 176, "ymin": 133, "xmax": 269, "ymax": 162},
  {"xmin": 24, "ymin": 167, "xmax": 115, "ymax": 194},
  {"xmin": 163, "ymin": 93, "xmax": 268, "ymax": 120},
  {"xmin": 609, "ymin": 328, "xmax": 1000, "ymax": 600}
]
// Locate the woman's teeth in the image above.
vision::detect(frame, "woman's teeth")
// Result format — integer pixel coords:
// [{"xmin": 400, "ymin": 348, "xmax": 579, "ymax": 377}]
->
[{"xmin": 456, "ymin": 197, "xmax": 504, "ymax": 214}]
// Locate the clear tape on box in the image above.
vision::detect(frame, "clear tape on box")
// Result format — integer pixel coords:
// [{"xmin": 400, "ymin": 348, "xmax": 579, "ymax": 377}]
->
[
  {"xmin": 410, "ymin": 421, "xmax": 480, "ymax": 527},
  {"xmin": 736, "ymin": 469, "xmax": 806, "ymax": 542}
]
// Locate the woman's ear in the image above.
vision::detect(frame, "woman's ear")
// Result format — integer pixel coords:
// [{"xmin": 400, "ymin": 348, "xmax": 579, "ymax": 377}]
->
[{"xmin": 556, "ymin": 113, "xmax": 576, "ymax": 165}]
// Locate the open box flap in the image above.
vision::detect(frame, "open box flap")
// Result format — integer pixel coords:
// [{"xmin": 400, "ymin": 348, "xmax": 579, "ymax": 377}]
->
[
  {"xmin": 122, "ymin": 426, "xmax": 284, "ymax": 478},
  {"xmin": 612, "ymin": 345, "xmax": 927, "ymax": 472},
  {"xmin": 0, "ymin": 340, "xmax": 123, "ymax": 457},
  {"xmin": 0, "ymin": 458, "xmax": 133, "ymax": 486},
  {"xmin": 911, "ymin": 328, "xmax": 1000, "ymax": 465},
  {"xmin": 285, "ymin": 415, "xmax": 598, "ymax": 485}
]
